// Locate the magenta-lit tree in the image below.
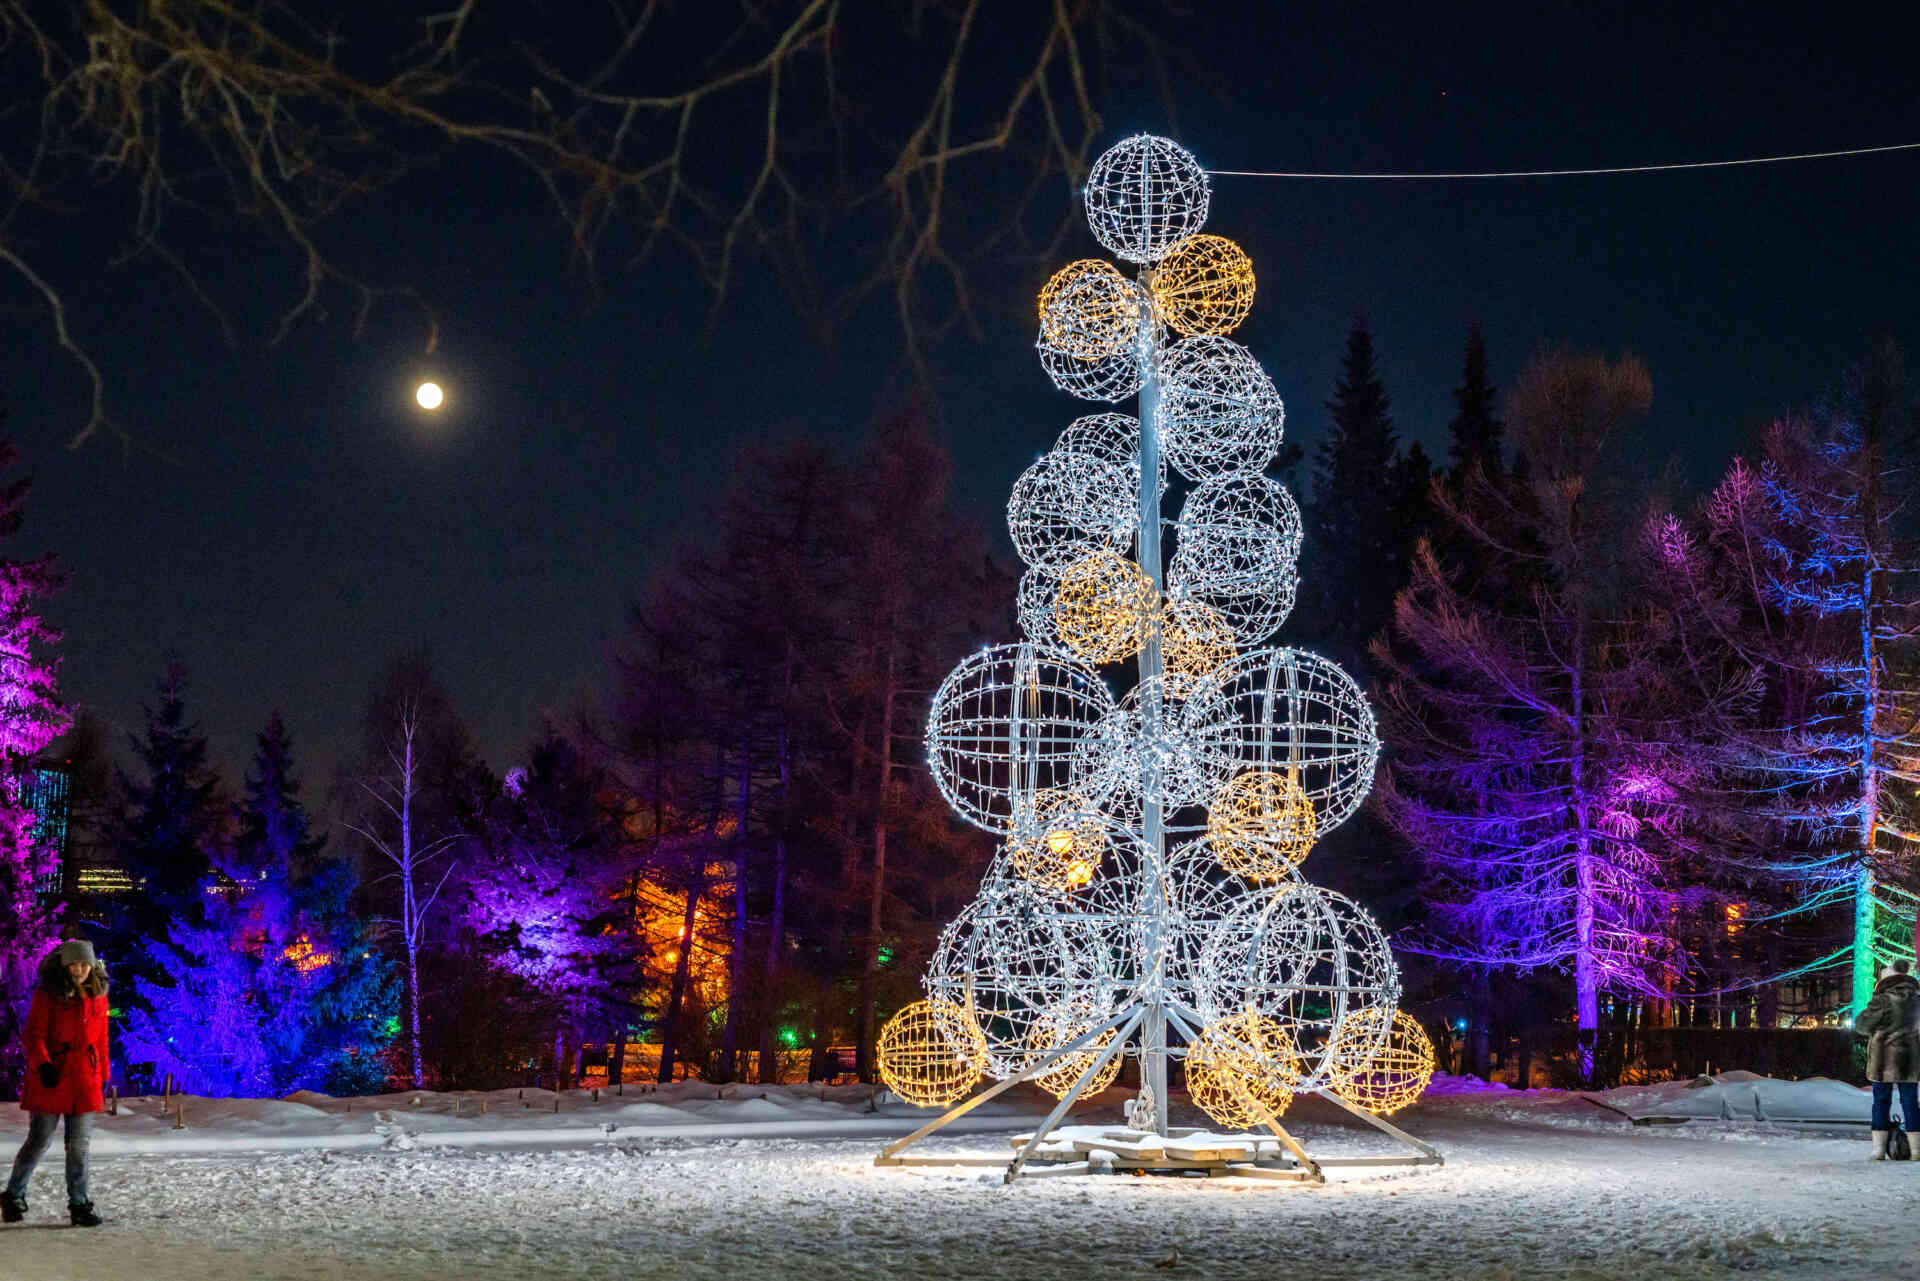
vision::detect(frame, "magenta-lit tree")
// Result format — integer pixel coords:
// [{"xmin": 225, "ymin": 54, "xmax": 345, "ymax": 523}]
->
[
  {"xmin": 463, "ymin": 734, "xmax": 634, "ymax": 1086},
  {"xmin": 1373, "ymin": 348, "xmax": 1702, "ymax": 1083},
  {"xmin": 0, "ymin": 431, "xmax": 71, "ymax": 1089}
]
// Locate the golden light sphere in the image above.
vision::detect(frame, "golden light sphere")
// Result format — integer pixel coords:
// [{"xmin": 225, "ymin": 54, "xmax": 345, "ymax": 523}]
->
[
  {"xmin": 1008, "ymin": 789, "xmax": 1110, "ymax": 893},
  {"xmin": 1149, "ymin": 234, "xmax": 1256, "ymax": 338},
  {"xmin": 876, "ymin": 998, "xmax": 987, "ymax": 1106},
  {"xmin": 1037, "ymin": 259, "xmax": 1142, "ymax": 359},
  {"xmin": 1056, "ymin": 549, "xmax": 1157, "ymax": 664},
  {"xmin": 1206, "ymin": 770, "xmax": 1317, "ymax": 881},
  {"xmin": 1184, "ymin": 1012, "xmax": 1301, "ymax": 1129},
  {"xmin": 1160, "ymin": 595, "xmax": 1238, "ymax": 697},
  {"xmin": 1025, "ymin": 1005, "xmax": 1123, "ymax": 1099},
  {"xmin": 1329, "ymin": 1007, "xmax": 1436, "ymax": 1116},
  {"xmin": 415, "ymin": 381, "xmax": 445, "ymax": 410}
]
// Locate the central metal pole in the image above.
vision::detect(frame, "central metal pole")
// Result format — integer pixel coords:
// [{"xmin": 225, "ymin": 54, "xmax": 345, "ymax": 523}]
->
[{"xmin": 1134, "ymin": 278, "xmax": 1170, "ymax": 1136}]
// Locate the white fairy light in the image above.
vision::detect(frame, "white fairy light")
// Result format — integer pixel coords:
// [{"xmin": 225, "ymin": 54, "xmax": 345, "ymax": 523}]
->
[
  {"xmin": 1156, "ymin": 335, "xmax": 1284, "ymax": 480},
  {"xmin": 1082, "ymin": 134, "xmax": 1211, "ymax": 265},
  {"xmin": 925, "ymin": 642, "xmax": 1116, "ymax": 833},
  {"xmin": 1037, "ymin": 329, "xmax": 1147, "ymax": 403},
  {"xmin": 1197, "ymin": 883, "xmax": 1400, "ymax": 1090},
  {"xmin": 1183, "ymin": 647, "xmax": 1381, "ymax": 837},
  {"xmin": 901, "ymin": 135, "xmax": 1426, "ymax": 1165},
  {"xmin": 1007, "ymin": 449, "xmax": 1136, "ymax": 573}
]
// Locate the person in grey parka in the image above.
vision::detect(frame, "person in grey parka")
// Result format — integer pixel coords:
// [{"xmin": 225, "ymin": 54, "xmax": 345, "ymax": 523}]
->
[{"xmin": 1856, "ymin": 958, "xmax": 1920, "ymax": 1160}]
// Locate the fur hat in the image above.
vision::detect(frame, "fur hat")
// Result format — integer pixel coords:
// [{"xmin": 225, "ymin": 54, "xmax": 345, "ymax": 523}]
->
[
  {"xmin": 54, "ymin": 938, "xmax": 96, "ymax": 969},
  {"xmin": 1883, "ymin": 959, "xmax": 1912, "ymax": 979}
]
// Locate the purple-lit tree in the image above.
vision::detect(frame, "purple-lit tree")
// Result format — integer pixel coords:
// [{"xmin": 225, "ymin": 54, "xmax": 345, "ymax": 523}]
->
[
  {"xmin": 1374, "ymin": 347, "xmax": 1704, "ymax": 1082},
  {"xmin": 0, "ymin": 431, "xmax": 71, "ymax": 1089},
  {"xmin": 464, "ymin": 733, "xmax": 634, "ymax": 1087}
]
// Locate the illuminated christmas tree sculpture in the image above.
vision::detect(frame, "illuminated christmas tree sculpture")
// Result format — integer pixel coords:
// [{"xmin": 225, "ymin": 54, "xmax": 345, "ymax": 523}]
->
[{"xmin": 876, "ymin": 136, "xmax": 1440, "ymax": 1183}]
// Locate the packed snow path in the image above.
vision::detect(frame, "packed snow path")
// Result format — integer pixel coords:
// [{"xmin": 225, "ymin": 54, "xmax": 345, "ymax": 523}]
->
[{"xmin": 12, "ymin": 1093, "xmax": 1920, "ymax": 1280}]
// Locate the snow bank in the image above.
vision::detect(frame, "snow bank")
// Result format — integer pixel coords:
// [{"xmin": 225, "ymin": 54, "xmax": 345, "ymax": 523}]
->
[{"xmin": 0, "ymin": 1080, "xmax": 1051, "ymax": 1157}]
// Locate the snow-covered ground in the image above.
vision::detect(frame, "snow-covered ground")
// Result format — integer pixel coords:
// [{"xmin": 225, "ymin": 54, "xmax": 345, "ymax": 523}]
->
[{"xmin": 6, "ymin": 1077, "xmax": 1918, "ymax": 1280}]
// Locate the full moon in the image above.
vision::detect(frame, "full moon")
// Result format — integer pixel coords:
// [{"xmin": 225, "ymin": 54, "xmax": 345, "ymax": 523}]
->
[{"xmin": 415, "ymin": 381, "xmax": 445, "ymax": 410}]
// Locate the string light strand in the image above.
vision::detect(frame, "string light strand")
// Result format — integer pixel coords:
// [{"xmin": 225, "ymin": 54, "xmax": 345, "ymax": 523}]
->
[{"xmin": 1207, "ymin": 140, "xmax": 1920, "ymax": 180}]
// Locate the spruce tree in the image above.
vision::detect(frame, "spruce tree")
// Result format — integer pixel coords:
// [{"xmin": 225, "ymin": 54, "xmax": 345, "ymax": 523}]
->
[
  {"xmin": 1446, "ymin": 323, "xmax": 1504, "ymax": 482},
  {"xmin": 1303, "ymin": 316, "xmax": 1416, "ymax": 670},
  {"xmin": 239, "ymin": 712, "xmax": 397, "ymax": 1092},
  {"xmin": 0, "ymin": 427, "xmax": 71, "ymax": 1092},
  {"xmin": 110, "ymin": 659, "xmax": 223, "ymax": 997}
]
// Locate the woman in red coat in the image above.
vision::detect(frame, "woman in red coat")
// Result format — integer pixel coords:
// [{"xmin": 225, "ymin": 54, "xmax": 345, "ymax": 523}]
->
[{"xmin": 2, "ymin": 939, "xmax": 109, "ymax": 1228}]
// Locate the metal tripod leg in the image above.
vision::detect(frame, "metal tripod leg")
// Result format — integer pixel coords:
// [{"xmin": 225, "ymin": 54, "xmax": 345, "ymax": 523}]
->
[
  {"xmin": 1005, "ymin": 1006, "xmax": 1146, "ymax": 1183},
  {"xmin": 876, "ymin": 1005, "xmax": 1137, "ymax": 1165}
]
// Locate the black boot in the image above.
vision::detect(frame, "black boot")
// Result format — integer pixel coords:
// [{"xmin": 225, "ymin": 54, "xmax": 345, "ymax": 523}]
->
[
  {"xmin": 68, "ymin": 1201, "xmax": 101, "ymax": 1228},
  {"xmin": 0, "ymin": 1192, "xmax": 23, "ymax": 1223}
]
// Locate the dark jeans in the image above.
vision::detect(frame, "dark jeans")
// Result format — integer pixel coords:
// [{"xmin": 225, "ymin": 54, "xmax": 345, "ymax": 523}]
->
[
  {"xmin": 5, "ymin": 1111, "xmax": 92, "ymax": 1207},
  {"xmin": 1871, "ymin": 1081, "xmax": 1920, "ymax": 1132}
]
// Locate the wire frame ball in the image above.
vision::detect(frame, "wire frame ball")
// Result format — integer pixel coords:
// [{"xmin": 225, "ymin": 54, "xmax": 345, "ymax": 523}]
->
[
  {"xmin": 1151, "ymin": 234, "xmax": 1256, "ymax": 338},
  {"xmin": 1156, "ymin": 336, "xmax": 1284, "ymax": 480},
  {"xmin": 1055, "ymin": 411, "xmax": 1162, "ymax": 502},
  {"xmin": 1160, "ymin": 594, "xmax": 1239, "ymax": 698},
  {"xmin": 1069, "ymin": 675, "xmax": 1227, "ymax": 817},
  {"xmin": 1006, "ymin": 788, "xmax": 1110, "ymax": 892},
  {"xmin": 1007, "ymin": 448, "xmax": 1136, "ymax": 574},
  {"xmin": 1183, "ymin": 647, "xmax": 1380, "ymax": 837},
  {"xmin": 1038, "ymin": 329, "xmax": 1147, "ymax": 403},
  {"xmin": 1183, "ymin": 1012, "xmax": 1302, "ymax": 1129},
  {"xmin": 1038, "ymin": 259, "xmax": 1143, "ymax": 359},
  {"xmin": 1083, "ymin": 134, "xmax": 1211, "ymax": 265},
  {"xmin": 1162, "ymin": 838, "xmax": 1298, "ymax": 1016},
  {"xmin": 1056, "ymin": 549, "xmax": 1157, "ymax": 664},
  {"xmin": 1025, "ymin": 1002, "xmax": 1125, "ymax": 1099},
  {"xmin": 928, "ymin": 880, "xmax": 1125, "ymax": 1079},
  {"xmin": 876, "ymin": 999, "xmax": 987, "ymax": 1107},
  {"xmin": 1016, "ymin": 568, "xmax": 1061, "ymax": 644},
  {"xmin": 1206, "ymin": 770, "xmax": 1317, "ymax": 882},
  {"xmin": 1328, "ymin": 1007, "xmax": 1436, "ymax": 1116},
  {"xmin": 1197, "ymin": 883, "xmax": 1400, "ymax": 1090},
  {"xmin": 926, "ymin": 642, "xmax": 1117, "ymax": 833},
  {"xmin": 1169, "ymin": 474, "xmax": 1302, "ymax": 645}
]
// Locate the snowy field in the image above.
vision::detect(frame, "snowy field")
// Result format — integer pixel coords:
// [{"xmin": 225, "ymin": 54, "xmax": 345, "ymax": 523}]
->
[{"xmin": 5, "ymin": 1077, "xmax": 1919, "ymax": 1281}]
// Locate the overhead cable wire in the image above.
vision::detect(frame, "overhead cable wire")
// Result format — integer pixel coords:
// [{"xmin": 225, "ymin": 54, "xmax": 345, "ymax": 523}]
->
[{"xmin": 1207, "ymin": 140, "xmax": 1920, "ymax": 180}]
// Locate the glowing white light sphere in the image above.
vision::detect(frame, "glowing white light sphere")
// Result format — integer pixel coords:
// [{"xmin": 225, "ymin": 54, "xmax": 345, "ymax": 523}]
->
[
  {"xmin": 1156, "ymin": 336, "xmax": 1284, "ymax": 480},
  {"xmin": 1169, "ymin": 474, "xmax": 1302, "ymax": 645},
  {"xmin": 1007, "ymin": 449, "xmax": 1135, "ymax": 573},
  {"xmin": 415, "ymin": 381, "xmax": 444, "ymax": 409},
  {"xmin": 1055, "ymin": 412, "xmax": 1157, "ymax": 499},
  {"xmin": 1184, "ymin": 647, "xmax": 1380, "ymax": 836},
  {"xmin": 924, "ymin": 880, "xmax": 1123, "ymax": 1079},
  {"xmin": 925, "ymin": 643, "xmax": 1117, "ymax": 834},
  {"xmin": 1197, "ymin": 883, "xmax": 1400, "ymax": 1089},
  {"xmin": 1037, "ymin": 327, "xmax": 1148, "ymax": 403},
  {"xmin": 1083, "ymin": 135, "xmax": 1211, "ymax": 265},
  {"xmin": 1069, "ymin": 675, "xmax": 1227, "ymax": 817},
  {"xmin": 1016, "ymin": 567, "xmax": 1062, "ymax": 644},
  {"xmin": 1162, "ymin": 838, "xmax": 1297, "ymax": 1017}
]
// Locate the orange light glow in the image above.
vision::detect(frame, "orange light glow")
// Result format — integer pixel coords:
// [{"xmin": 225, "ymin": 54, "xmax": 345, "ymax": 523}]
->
[{"xmin": 283, "ymin": 935, "xmax": 333, "ymax": 974}]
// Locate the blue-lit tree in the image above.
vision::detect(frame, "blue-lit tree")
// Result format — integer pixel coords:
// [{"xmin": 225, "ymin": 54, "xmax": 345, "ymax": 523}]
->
[
  {"xmin": 123, "ymin": 713, "xmax": 397, "ymax": 1094},
  {"xmin": 1662, "ymin": 346, "xmax": 1920, "ymax": 1012}
]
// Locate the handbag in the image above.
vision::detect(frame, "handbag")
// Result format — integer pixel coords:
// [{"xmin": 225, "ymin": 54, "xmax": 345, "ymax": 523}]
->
[{"xmin": 1893, "ymin": 1128, "xmax": 1913, "ymax": 1161}]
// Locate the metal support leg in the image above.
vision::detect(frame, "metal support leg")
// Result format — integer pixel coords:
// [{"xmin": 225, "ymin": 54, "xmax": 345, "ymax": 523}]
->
[
  {"xmin": 1006, "ymin": 1007, "xmax": 1146, "ymax": 1183},
  {"xmin": 877, "ymin": 1005, "xmax": 1137, "ymax": 1165}
]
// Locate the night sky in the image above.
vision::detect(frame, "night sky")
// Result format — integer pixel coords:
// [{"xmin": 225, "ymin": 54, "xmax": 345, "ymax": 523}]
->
[{"xmin": 4, "ymin": 4, "xmax": 1918, "ymax": 789}]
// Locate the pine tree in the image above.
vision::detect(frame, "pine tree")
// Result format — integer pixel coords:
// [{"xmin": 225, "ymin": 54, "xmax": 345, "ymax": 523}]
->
[
  {"xmin": 240, "ymin": 712, "xmax": 397, "ymax": 1092},
  {"xmin": 1446, "ymin": 324, "xmax": 1504, "ymax": 482},
  {"xmin": 109, "ymin": 659, "xmax": 224, "ymax": 1003},
  {"xmin": 1303, "ymin": 315, "xmax": 1418, "ymax": 670},
  {"xmin": 0, "ymin": 428, "xmax": 71, "ymax": 1092}
]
